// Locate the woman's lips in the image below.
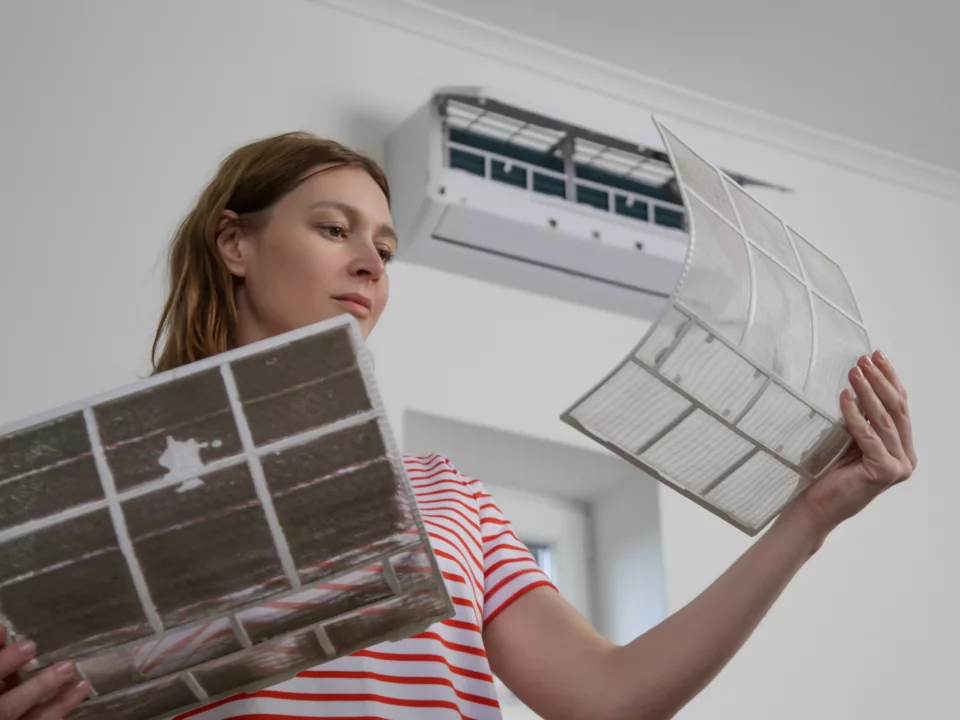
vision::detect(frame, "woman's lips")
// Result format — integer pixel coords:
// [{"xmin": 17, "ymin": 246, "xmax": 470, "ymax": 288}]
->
[{"xmin": 333, "ymin": 295, "xmax": 372, "ymax": 319}]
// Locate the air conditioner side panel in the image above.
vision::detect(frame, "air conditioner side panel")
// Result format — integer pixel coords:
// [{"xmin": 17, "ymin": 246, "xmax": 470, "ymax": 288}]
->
[{"xmin": 385, "ymin": 100, "xmax": 442, "ymax": 250}]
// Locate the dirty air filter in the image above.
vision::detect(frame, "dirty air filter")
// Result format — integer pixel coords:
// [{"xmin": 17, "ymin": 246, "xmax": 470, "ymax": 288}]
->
[
  {"xmin": 563, "ymin": 120, "xmax": 870, "ymax": 535},
  {"xmin": 0, "ymin": 315, "xmax": 453, "ymax": 720}
]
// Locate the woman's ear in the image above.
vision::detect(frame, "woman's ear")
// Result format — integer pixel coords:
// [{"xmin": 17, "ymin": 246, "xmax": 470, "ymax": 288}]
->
[{"xmin": 216, "ymin": 210, "xmax": 248, "ymax": 278}]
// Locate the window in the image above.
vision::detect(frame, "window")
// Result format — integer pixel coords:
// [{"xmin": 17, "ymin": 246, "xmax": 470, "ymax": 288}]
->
[{"xmin": 523, "ymin": 541, "xmax": 555, "ymax": 581}]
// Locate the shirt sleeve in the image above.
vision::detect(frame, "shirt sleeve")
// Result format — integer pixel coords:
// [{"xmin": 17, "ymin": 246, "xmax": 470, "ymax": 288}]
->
[{"xmin": 457, "ymin": 469, "xmax": 558, "ymax": 627}]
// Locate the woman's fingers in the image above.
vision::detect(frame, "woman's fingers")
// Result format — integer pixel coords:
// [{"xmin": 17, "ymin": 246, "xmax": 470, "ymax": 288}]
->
[
  {"xmin": 871, "ymin": 350, "xmax": 917, "ymax": 467},
  {"xmin": 872, "ymin": 350, "xmax": 906, "ymax": 396},
  {"xmin": 849, "ymin": 362, "xmax": 904, "ymax": 461},
  {"xmin": 0, "ymin": 627, "xmax": 88, "ymax": 720},
  {"xmin": 0, "ymin": 662, "xmax": 77, "ymax": 720},
  {"xmin": 840, "ymin": 388, "xmax": 887, "ymax": 476},
  {"xmin": 0, "ymin": 638, "xmax": 36, "ymax": 686},
  {"xmin": 22, "ymin": 680, "xmax": 89, "ymax": 720}
]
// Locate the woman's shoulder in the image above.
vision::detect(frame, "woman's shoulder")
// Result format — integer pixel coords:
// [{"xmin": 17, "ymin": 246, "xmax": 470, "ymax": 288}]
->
[
  {"xmin": 402, "ymin": 452, "xmax": 460, "ymax": 474},
  {"xmin": 401, "ymin": 453, "xmax": 481, "ymax": 493}
]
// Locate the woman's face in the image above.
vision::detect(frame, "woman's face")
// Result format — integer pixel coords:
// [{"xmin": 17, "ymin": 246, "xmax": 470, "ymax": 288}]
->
[{"xmin": 218, "ymin": 164, "xmax": 396, "ymax": 344}]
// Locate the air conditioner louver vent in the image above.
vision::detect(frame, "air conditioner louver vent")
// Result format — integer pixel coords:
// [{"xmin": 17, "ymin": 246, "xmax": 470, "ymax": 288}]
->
[{"xmin": 442, "ymin": 98, "xmax": 687, "ymax": 231}]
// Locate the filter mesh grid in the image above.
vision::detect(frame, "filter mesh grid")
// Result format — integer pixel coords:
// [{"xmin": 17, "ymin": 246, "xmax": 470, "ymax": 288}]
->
[
  {"xmin": 563, "ymin": 121, "xmax": 871, "ymax": 535},
  {"xmin": 0, "ymin": 316, "xmax": 452, "ymax": 720}
]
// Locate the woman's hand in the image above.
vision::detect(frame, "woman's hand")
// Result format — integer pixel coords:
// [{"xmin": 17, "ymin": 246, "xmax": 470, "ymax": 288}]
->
[
  {"xmin": 0, "ymin": 627, "xmax": 89, "ymax": 720},
  {"xmin": 790, "ymin": 350, "xmax": 917, "ymax": 535}
]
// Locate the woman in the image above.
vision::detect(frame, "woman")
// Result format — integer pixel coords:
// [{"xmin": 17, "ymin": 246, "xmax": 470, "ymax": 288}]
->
[{"xmin": 0, "ymin": 132, "xmax": 916, "ymax": 720}]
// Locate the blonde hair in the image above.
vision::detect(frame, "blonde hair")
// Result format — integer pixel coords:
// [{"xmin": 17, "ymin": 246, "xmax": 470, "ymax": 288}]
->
[{"xmin": 151, "ymin": 132, "xmax": 390, "ymax": 373}]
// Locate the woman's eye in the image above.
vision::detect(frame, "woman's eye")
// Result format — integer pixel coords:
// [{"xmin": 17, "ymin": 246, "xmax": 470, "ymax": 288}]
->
[
  {"xmin": 319, "ymin": 224, "xmax": 346, "ymax": 238},
  {"xmin": 378, "ymin": 248, "xmax": 395, "ymax": 264}
]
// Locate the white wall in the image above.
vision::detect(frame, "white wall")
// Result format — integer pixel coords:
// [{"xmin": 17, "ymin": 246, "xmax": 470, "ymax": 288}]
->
[
  {"xmin": 1, "ymin": 1, "xmax": 957, "ymax": 718},
  {"xmin": 593, "ymin": 481, "xmax": 666, "ymax": 645}
]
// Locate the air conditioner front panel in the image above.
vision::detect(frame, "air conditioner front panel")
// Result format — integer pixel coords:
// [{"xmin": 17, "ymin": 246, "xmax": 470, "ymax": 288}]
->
[
  {"xmin": 425, "ymin": 204, "xmax": 680, "ymax": 317},
  {"xmin": 433, "ymin": 203, "xmax": 682, "ymax": 296},
  {"xmin": 421, "ymin": 221, "xmax": 673, "ymax": 319}
]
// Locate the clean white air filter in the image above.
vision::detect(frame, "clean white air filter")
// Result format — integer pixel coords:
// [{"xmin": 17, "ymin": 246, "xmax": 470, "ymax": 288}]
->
[{"xmin": 563, "ymin": 120, "xmax": 870, "ymax": 535}]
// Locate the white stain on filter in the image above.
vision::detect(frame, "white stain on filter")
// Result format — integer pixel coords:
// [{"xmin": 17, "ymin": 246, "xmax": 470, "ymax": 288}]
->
[{"xmin": 157, "ymin": 436, "xmax": 220, "ymax": 493}]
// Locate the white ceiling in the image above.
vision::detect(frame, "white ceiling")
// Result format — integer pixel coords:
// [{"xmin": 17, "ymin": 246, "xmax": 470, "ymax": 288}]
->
[{"xmin": 421, "ymin": 0, "xmax": 960, "ymax": 174}]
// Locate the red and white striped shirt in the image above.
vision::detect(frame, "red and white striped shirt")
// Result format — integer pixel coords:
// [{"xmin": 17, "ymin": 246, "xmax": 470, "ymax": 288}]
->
[{"xmin": 182, "ymin": 454, "xmax": 556, "ymax": 720}]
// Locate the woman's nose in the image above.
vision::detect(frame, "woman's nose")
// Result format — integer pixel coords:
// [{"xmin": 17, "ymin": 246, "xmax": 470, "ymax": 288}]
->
[{"xmin": 348, "ymin": 237, "xmax": 386, "ymax": 278}]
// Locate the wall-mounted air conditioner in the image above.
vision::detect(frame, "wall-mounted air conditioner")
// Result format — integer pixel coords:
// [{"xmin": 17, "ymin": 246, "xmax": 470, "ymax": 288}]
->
[{"xmin": 385, "ymin": 87, "xmax": 786, "ymax": 321}]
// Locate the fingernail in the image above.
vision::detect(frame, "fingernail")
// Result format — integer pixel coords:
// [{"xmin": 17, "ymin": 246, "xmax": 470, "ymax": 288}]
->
[
  {"xmin": 55, "ymin": 662, "xmax": 75, "ymax": 678},
  {"xmin": 861, "ymin": 354, "xmax": 874, "ymax": 368},
  {"xmin": 853, "ymin": 366, "xmax": 864, "ymax": 380},
  {"xmin": 74, "ymin": 679, "xmax": 90, "ymax": 695},
  {"xmin": 875, "ymin": 350, "xmax": 887, "ymax": 364},
  {"xmin": 18, "ymin": 641, "xmax": 36, "ymax": 658}
]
